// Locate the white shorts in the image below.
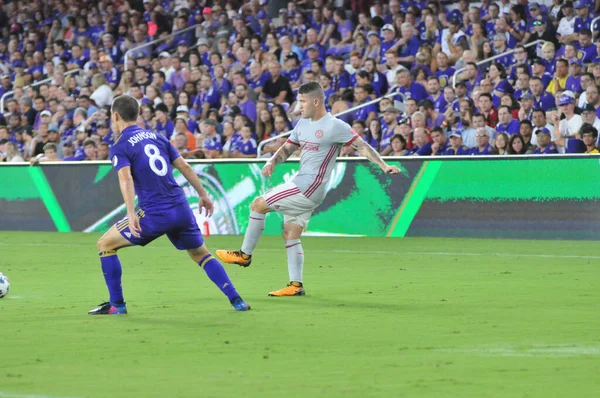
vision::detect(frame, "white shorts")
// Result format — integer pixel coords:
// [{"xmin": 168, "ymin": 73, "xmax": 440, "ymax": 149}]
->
[{"xmin": 262, "ymin": 182, "xmax": 317, "ymax": 230}]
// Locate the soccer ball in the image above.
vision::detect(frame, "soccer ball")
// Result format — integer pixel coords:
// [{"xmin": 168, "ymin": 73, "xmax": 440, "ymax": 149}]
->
[{"xmin": 0, "ymin": 273, "xmax": 10, "ymax": 298}]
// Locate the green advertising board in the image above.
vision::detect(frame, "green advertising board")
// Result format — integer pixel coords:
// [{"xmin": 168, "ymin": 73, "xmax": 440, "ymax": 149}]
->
[{"xmin": 1, "ymin": 157, "xmax": 600, "ymax": 239}]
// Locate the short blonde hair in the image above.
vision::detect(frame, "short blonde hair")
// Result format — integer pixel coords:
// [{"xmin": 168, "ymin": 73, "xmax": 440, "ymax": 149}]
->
[{"xmin": 542, "ymin": 41, "xmax": 555, "ymax": 52}]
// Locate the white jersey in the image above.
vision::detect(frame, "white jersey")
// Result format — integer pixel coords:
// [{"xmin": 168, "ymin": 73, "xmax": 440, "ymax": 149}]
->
[{"xmin": 287, "ymin": 113, "xmax": 359, "ymax": 204}]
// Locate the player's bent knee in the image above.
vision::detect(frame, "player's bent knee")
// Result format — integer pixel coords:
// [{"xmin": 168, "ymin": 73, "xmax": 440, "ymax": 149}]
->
[
  {"xmin": 187, "ymin": 245, "xmax": 210, "ymax": 263},
  {"xmin": 250, "ymin": 196, "xmax": 270, "ymax": 213},
  {"xmin": 97, "ymin": 237, "xmax": 114, "ymax": 252}
]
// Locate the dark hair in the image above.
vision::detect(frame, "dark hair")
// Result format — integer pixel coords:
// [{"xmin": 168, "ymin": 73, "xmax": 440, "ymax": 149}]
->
[
  {"xmin": 508, "ymin": 133, "xmax": 527, "ymax": 155},
  {"xmin": 419, "ymin": 99, "xmax": 435, "ymax": 111},
  {"xmin": 581, "ymin": 123, "xmax": 598, "ymax": 138},
  {"xmin": 493, "ymin": 132, "xmax": 509, "ymax": 154},
  {"xmin": 498, "ymin": 105, "xmax": 511, "ymax": 114},
  {"xmin": 271, "ymin": 104, "xmax": 292, "ymax": 129},
  {"xmin": 479, "ymin": 93, "xmax": 493, "ymax": 101},
  {"xmin": 111, "ymin": 95, "xmax": 139, "ymax": 122},
  {"xmin": 491, "ymin": 62, "xmax": 507, "ymax": 79},
  {"xmin": 154, "ymin": 103, "xmax": 168, "ymax": 115},
  {"xmin": 532, "ymin": 108, "xmax": 546, "ymax": 117},
  {"xmin": 557, "ymin": 58, "xmax": 569, "ymax": 68},
  {"xmin": 430, "ymin": 126, "xmax": 444, "ymax": 135},
  {"xmin": 83, "ymin": 138, "xmax": 96, "ymax": 147},
  {"xmin": 357, "ymin": 70, "xmax": 370, "ymax": 79},
  {"xmin": 391, "ymin": 134, "xmax": 406, "ymax": 148},
  {"xmin": 352, "ymin": 119, "xmax": 366, "ymax": 128},
  {"xmin": 360, "ymin": 84, "xmax": 374, "ymax": 95},
  {"xmin": 530, "ymin": 76, "xmax": 543, "ymax": 84},
  {"xmin": 511, "ymin": 4, "xmax": 527, "ymax": 21},
  {"xmin": 516, "ymin": 64, "xmax": 530, "ymax": 76},
  {"xmin": 580, "ymin": 28, "xmax": 592, "ymax": 37},
  {"xmin": 520, "ymin": 119, "xmax": 533, "ymax": 128},
  {"xmin": 337, "ymin": 88, "xmax": 352, "ymax": 102},
  {"xmin": 298, "ymin": 81, "xmax": 324, "ymax": 97}
]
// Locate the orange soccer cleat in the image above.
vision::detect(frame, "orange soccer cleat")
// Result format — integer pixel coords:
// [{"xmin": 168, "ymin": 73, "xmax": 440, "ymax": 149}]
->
[
  {"xmin": 268, "ymin": 282, "xmax": 305, "ymax": 297},
  {"xmin": 215, "ymin": 249, "xmax": 252, "ymax": 267}
]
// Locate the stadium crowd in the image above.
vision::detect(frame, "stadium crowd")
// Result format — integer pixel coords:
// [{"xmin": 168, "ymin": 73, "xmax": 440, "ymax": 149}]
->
[{"xmin": 2, "ymin": 0, "xmax": 600, "ymax": 163}]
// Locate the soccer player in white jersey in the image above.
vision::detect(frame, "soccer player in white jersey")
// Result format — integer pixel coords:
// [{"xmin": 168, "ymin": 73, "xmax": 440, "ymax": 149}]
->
[{"xmin": 216, "ymin": 82, "xmax": 400, "ymax": 296}]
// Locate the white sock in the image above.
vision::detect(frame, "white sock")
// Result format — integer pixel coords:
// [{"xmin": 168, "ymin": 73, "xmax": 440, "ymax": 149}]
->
[
  {"xmin": 241, "ymin": 211, "xmax": 265, "ymax": 255},
  {"xmin": 285, "ymin": 239, "xmax": 304, "ymax": 283}
]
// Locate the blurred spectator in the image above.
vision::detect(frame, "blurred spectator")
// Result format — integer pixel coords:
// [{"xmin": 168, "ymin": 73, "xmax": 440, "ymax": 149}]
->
[
  {"xmin": 173, "ymin": 115, "xmax": 196, "ymax": 152},
  {"xmin": 412, "ymin": 127, "xmax": 432, "ymax": 156},
  {"xmin": 90, "ymin": 74, "xmax": 113, "ymax": 108},
  {"xmin": 494, "ymin": 132, "xmax": 510, "ymax": 155},
  {"xmin": 263, "ymin": 61, "xmax": 294, "ymax": 104},
  {"xmin": 98, "ymin": 142, "xmax": 110, "ymax": 161},
  {"xmin": 533, "ymin": 128, "xmax": 559, "ymax": 154},
  {"xmin": 507, "ymin": 134, "xmax": 529, "ymax": 155},
  {"xmin": 430, "ymin": 127, "xmax": 449, "ymax": 156},
  {"xmin": 581, "ymin": 124, "xmax": 599, "ymax": 153},
  {"xmin": 201, "ymin": 118, "xmax": 222, "ymax": 159},
  {"xmin": 471, "ymin": 128, "xmax": 494, "ymax": 155},
  {"xmin": 5, "ymin": 142, "xmax": 24, "ymax": 162},
  {"xmin": 389, "ymin": 134, "xmax": 408, "ymax": 156},
  {"xmin": 444, "ymin": 131, "xmax": 469, "ymax": 155},
  {"xmin": 0, "ymin": 0, "xmax": 597, "ymax": 163},
  {"xmin": 231, "ymin": 125, "xmax": 258, "ymax": 158},
  {"xmin": 555, "ymin": 94, "xmax": 583, "ymax": 138}
]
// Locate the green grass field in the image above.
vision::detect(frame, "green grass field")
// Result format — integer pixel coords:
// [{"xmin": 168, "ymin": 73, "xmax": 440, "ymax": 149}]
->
[{"xmin": 0, "ymin": 232, "xmax": 599, "ymax": 398}]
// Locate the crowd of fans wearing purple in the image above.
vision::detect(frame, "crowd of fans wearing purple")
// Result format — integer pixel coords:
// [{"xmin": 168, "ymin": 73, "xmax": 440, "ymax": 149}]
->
[{"xmin": 2, "ymin": 0, "xmax": 600, "ymax": 163}]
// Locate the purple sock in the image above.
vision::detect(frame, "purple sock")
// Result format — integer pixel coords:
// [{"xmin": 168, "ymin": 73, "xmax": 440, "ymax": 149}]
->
[
  {"xmin": 99, "ymin": 251, "xmax": 124, "ymax": 305},
  {"xmin": 199, "ymin": 254, "xmax": 239, "ymax": 302}
]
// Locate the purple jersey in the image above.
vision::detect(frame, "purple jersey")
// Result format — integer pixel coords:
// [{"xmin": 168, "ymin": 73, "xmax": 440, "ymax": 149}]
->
[
  {"xmin": 435, "ymin": 67, "xmax": 455, "ymax": 88},
  {"xmin": 110, "ymin": 125, "xmax": 187, "ymax": 212},
  {"xmin": 232, "ymin": 138, "xmax": 257, "ymax": 155}
]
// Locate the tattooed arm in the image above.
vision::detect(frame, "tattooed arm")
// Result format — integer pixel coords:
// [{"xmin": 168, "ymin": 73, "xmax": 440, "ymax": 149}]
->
[
  {"xmin": 262, "ymin": 141, "xmax": 299, "ymax": 177},
  {"xmin": 351, "ymin": 136, "xmax": 401, "ymax": 174}
]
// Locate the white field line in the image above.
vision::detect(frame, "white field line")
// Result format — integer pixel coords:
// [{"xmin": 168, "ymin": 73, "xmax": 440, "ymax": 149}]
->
[
  {"xmin": 0, "ymin": 392, "xmax": 84, "ymax": 398},
  {"xmin": 0, "ymin": 242, "xmax": 600, "ymax": 260},
  {"xmin": 435, "ymin": 345, "xmax": 600, "ymax": 357}
]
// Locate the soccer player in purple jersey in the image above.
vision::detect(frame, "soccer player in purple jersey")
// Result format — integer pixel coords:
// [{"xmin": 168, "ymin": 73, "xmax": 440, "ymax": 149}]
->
[
  {"xmin": 88, "ymin": 95, "xmax": 250, "ymax": 315},
  {"xmin": 216, "ymin": 83, "xmax": 401, "ymax": 297}
]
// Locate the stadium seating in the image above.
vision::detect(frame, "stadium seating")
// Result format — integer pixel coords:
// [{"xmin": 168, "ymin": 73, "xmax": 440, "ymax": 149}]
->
[{"xmin": 1, "ymin": 0, "xmax": 600, "ymax": 163}]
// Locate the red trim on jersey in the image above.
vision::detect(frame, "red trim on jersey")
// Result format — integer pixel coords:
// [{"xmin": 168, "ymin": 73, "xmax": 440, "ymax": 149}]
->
[
  {"xmin": 344, "ymin": 134, "xmax": 360, "ymax": 147},
  {"xmin": 287, "ymin": 139, "xmax": 300, "ymax": 146},
  {"xmin": 304, "ymin": 146, "xmax": 338, "ymax": 198},
  {"xmin": 285, "ymin": 243, "xmax": 301, "ymax": 249},
  {"xmin": 266, "ymin": 188, "xmax": 300, "ymax": 205},
  {"xmin": 267, "ymin": 190, "xmax": 300, "ymax": 205}
]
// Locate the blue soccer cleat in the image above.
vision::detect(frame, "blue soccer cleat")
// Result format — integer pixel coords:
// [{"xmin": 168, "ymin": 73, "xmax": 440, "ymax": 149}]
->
[
  {"xmin": 231, "ymin": 297, "xmax": 251, "ymax": 311},
  {"xmin": 88, "ymin": 301, "xmax": 128, "ymax": 315}
]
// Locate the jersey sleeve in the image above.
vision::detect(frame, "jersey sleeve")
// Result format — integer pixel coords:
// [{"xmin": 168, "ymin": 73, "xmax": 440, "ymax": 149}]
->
[
  {"xmin": 332, "ymin": 119, "xmax": 360, "ymax": 146},
  {"xmin": 109, "ymin": 142, "xmax": 131, "ymax": 172},
  {"xmin": 287, "ymin": 121, "xmax": 301, "ymax": 146}
]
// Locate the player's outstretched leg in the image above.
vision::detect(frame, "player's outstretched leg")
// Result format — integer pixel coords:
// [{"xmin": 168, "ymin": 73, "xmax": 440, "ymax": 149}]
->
[
  {"xmin": 89, "ymin": 225, "xmax": 134, "ymax": 315},
  {"xmin": 216, "ymin": 196, "xmax": 270, "ymax": 267},
  {"xmin": 189, "ymin": 245, "xmax": 250, "ymax": 311},
  {"xmin": 269, "ymin": 222, "xmax": 306, "ymax": 297}
]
